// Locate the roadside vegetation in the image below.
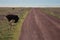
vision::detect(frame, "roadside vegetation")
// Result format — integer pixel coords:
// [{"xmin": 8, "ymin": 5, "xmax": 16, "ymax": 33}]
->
[
  {"xmin": 40, "ymin": 8, "xmax": 60, "ymax": 19},
  {"xmin": 0, "ymin": 8, "xmax": 30, "ymax": 40}
]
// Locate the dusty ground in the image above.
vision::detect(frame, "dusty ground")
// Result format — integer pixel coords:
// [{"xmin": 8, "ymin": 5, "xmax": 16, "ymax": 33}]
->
[{"xmin": 19, "ymin": 8, "xmax": 60, "ymax": 40}]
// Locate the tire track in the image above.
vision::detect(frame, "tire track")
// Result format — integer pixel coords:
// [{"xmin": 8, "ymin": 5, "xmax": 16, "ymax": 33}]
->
[{"xmin": 19, "ymin": 8, "xmax": 60, "ymax": 40}]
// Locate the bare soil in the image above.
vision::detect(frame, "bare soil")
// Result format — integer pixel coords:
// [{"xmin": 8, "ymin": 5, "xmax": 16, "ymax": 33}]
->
[{"xmin": 19, "ymin": 8, "xmax": 60, "ymax": 40}]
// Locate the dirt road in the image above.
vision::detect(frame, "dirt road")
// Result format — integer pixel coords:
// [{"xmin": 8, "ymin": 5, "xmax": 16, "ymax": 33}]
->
[{"xmin": 19, "ymin": 8, "xmax": 60, "ymax": 40}]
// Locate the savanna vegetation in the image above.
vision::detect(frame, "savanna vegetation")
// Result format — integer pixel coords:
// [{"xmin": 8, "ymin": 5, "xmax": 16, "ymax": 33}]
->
[
  {"xmin": 40, "ymin": 8, "xmax": 60, "ymax": 19},
  {"xmin": 0, "ymin": 7, "xmax": 30, "ymax": 40}
]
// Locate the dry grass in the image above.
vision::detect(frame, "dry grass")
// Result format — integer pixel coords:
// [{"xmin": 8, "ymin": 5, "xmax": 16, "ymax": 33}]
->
[
  {"xmin": 40, "ymin": 8, "xmax": 60, "ymax": 19},
  {"xmin": 0, "ymin": 7, "xmax": 30, "ymax": 40}
]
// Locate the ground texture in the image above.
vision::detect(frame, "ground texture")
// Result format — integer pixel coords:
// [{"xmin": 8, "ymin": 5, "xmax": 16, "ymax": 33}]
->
[{"xmin": 19, "ymin": 8, "xmax": 60, "ymax": 40}]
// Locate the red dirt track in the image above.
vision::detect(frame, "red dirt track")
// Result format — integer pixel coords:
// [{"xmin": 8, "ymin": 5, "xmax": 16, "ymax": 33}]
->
[{"xmin": 19, "ymin": 8, "xmax": 60, "ymax": 40}]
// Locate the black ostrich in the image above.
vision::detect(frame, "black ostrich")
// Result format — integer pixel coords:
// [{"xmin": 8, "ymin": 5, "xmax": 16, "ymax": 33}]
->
[{"xmin": 6, "ymin": 14, "xmax": 19, "ymax": 23}]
